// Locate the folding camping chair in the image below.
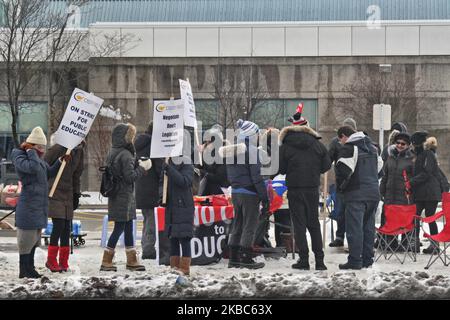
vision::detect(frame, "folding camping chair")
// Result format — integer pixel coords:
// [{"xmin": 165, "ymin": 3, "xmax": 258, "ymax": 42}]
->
[
  {"xmin": 375, "ymin": 204, "xmax": 418, "ymax": 264},
  {"xmin": 418, "ymin": 192, "xmax": 450, "ymax": 269}
]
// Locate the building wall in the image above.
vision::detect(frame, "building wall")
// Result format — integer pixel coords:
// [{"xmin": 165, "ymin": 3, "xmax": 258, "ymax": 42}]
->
[{"xmin": 84, "ymin": 56, "xmax": 450, "ymax": 190}]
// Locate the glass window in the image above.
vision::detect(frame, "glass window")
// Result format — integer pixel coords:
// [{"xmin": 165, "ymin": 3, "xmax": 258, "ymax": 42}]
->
[
  {"xmin": 0, "ymin": 102, "xmax": 48, "ymax": 133},
  {"xmin": 0, "ymin": 104, "xmax": 12, "ymax": 132},
  {"xmin": 252, "ymin": 99, "xmax": 318, "ymax": 130},
  {"xmin": 195, "ymin": 99, "xmax": 219, "ymax": 130}
]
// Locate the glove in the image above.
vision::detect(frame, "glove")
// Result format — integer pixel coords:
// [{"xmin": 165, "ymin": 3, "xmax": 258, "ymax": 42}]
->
[
  {"xmin": 138, "ymin": 159, "xmax": 152, "ymax": 171},
  {"xmin": 73, "ymin": 193, "xmax": 81, "ymax": 210},
  {"xmin": 20, "ymin": 142, "xmax": 34, "ymax": 151},
  {"xmin": 60, "ymin": 154, "xmax": 72, "ymax": 163}
]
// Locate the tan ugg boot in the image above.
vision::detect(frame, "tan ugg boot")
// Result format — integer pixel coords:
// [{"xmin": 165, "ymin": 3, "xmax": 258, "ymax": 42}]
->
[
  {"xmin": 100, "ymin": 247, "xmax": 117, "ymax": 271},
  {"xmin": 179, "ymin": 257, "xmax": 192, "ymax": 276},
  {"xmin": 125, "ymin": 248, "xmax": 145, "ymax": 271},
  {"xmin": 170, "ymin": 256, "xmax": 180, "ymax": 269}
]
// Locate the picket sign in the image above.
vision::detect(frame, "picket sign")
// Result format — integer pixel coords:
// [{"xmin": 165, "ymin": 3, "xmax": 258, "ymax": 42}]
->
[
  {"xmin": 50, "ymin": 89, "xmax": 103, "ymax": 197},
  {"xmin": 180, "ymin": 78, "xmax": 202, "ymax": 166}
]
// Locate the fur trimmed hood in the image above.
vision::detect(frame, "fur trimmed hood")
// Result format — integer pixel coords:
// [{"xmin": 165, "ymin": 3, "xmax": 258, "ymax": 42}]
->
[
  {"xmin": 112, "ymin": 123, "xmax": 136, "ymax": 148},
  {"xmin": 425, "ymin": 137, "xmax": 437, "ymax": 151},
  {"xmin": 279, "ymin": 125, "xmax": 320, "ymax": 145},
  {"xmin": 219, "ymin": 143, "xmax": 247, "ymax": 159}
]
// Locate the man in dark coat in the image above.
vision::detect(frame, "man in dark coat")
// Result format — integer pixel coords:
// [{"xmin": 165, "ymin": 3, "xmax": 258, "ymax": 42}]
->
[
  {"xmin": 279, "ymin": 106, "xmax": 331, "ymax": 271},
  {"xmin": 44, "ymin": 137, "xmax": 84, "ymax": 272},
  {"xmin": 410, "ymin": 131, "xmax": 442, "ymax": 253},
  {"xmin": 101, "ymin": 123, "xmax": 152, "ymax": 272},
  {"xmin": 328, "ymin": 118, "xmax": 357, "ymax": 248},
  {"xmin": 135, "ymin": 122, "xmax": 163, "ymax": 259},
  {"xmin": 335, "ymin": 127, "xmax": 381, "ymax": 270}
]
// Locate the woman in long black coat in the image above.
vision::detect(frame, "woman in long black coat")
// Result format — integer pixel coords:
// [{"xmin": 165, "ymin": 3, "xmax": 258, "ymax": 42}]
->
[{"xmin": 163, "ymin": 156, "xmax": 195, "ymax": 276}]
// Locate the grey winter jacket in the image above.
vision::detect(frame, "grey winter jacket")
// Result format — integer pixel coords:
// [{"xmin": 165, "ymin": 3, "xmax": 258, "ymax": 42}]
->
[
  {"xmin": 380, "ymin": 146, "xmax": 414, "ymax": 205},
  {"xmin": 106, "ymin": 124, "xmax": 145, "ymax": 222},
  {"xmin": 12, "ymin": 148, "xmax": 61, "ymax": 230}
]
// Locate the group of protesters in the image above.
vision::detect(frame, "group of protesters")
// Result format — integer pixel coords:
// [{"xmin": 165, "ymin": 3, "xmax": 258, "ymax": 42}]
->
[{"xmin": 10, "ymin": 104, "xmax": 449, "ymax": 278}]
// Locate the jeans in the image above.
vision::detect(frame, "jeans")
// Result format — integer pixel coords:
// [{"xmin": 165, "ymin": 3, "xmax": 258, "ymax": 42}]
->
[
  {"xmin": 345, "ymin": 201, "xmax": 378, "ymax": 267},
  {"xmin": 141, "ymin": 208, "xmax": 156, "ymax": 256},
  {"xmin": 50, "ymin": 218, "xmax": 71, "ymax": 247},
  {"xmin": 335, "ymin": 192, "xmax": 346, "ymax": 241},
  {"xmin": 170, "ymin": 237, "xmax": 191, "ymax": 257},
  {"xmin": 107, "ymin": 220, "xmax": 134, "ymax": 249}
]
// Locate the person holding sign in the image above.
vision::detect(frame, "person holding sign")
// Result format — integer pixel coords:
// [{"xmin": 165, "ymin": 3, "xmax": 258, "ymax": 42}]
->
[
  {"xmin": 44, "ymin": 136, "xmax": 85, "ymax": 272},
  {"xmin": 11, "ymin": 127, "xmax": 66, "ymax": 278},
  {"xmin": 163, "ymin": 155, "xmax": 195, "ymax": 276},
  {"xmin": 100, "ymin": 123, "xmax": 152, "ymax": 272}
]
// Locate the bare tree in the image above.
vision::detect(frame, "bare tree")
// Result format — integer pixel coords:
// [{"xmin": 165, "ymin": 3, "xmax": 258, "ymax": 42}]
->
[{"xmin": 211, "ymin": 60, "xmax": 282, "ymax": 130}]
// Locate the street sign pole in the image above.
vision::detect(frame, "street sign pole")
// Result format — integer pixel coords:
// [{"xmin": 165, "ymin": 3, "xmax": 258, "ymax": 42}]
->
[{"xmin": 379, "ymin": 103, "xmax": 384, "ymax": 147}]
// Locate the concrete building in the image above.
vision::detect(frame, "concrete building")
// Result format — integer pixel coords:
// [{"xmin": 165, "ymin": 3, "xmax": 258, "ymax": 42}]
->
[{"xmin": 1, "ymin": 0, "xmax": 450, "ymax": 190}]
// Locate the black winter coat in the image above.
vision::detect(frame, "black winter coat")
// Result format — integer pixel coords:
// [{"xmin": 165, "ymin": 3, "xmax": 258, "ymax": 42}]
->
[
  {"xmin": 410, "ymin": 146, "xmax": 442, "ymax": 202},
  {"xmin": 279, "ymin": 126, "xmax": 331, "ymax": 188},
  {"xmin": 135, "ymin": 132, "xmax": 164, "ymax": 209},
  {"xmin": 380, "ymin": 146, "xmax": 414, "ymax": 204},
  {"xmin": 165, "ymin": 157, "xmax": 195, "ymax": 239}
]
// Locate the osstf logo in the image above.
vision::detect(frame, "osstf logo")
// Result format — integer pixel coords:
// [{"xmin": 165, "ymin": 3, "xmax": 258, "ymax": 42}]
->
[
  {"xmin": 74, "ymin": 92, "xmax": 85, "ymax": 102},
  {"xmin": 156, "ymin": 103, "xmax": 167, "ymax": 112}
]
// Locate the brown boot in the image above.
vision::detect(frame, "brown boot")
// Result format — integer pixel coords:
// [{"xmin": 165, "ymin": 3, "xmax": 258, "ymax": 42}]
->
[
  {"xmin": 170, "ymin": 256, "xmax": 180, "ymax": 269},
  {"xmin": 179, "ymin": 257, "xmax": 191, "ymax": 276},
  {"xmin": 125, "ymin": 248, "xmax": 145, "ymax": 271},
  {"xmin": 100, "ymin": 247, "xmax": 117, "ymax": 271}
]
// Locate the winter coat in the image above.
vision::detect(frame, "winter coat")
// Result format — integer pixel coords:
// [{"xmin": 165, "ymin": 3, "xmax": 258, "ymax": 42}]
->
[
  {"xmin": 426, "ymin": 137, "xmax": 450, "ymax": 193},
  {"xmin": 380, "ymin": 146, "xmax": 414, "ymax": 205},
  {"xmin": 410, "ymin": 139, "xmax": 443, "ymax": 202},
  {"xmin": 335, "ymin": 132, "xmax": 381, "ymax": 202},
  {"xmin": 11, "ymin": 148, "xmax": 61, "ymax": 230},
  {"xmin": 328, "ymin": 137, "xmax": 341, "ymax": 164},
  {"xmin": 106, "ymin": 124, "xmax": 145, "ymax": 222},
  {"xmin": 165, "ymin": 157, "xmax": 195, "ymax": 239},
  {"xmin": 197, "ymin": 139, "xmax": 230, "ymax": 195},
  {"xmin": 219, "ymin": 141, "xmax": 268, "ymax": 202},
  {"xmin": 135, "ymin": 132, "xmax": 164, "ymax": 209},
  {"xmin": 45, "ymin": 144, "xmax": 84, "ymax": 220},
  {"xmin": 279, "ymin": 125, "xmax": 331, "ymax": 189}
]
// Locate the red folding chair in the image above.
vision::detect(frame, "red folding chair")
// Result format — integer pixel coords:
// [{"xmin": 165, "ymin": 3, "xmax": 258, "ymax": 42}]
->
[
  {"xmin": 375, "ymin": 204, "xmax": 418, "ymax": 264},
  {"xmin": 418, "ymin": 192, "xmax": 450, "ymax": 269}
]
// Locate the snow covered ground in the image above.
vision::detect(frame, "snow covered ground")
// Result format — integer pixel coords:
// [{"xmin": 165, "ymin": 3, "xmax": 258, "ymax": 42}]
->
[{"xmin": 1, "ymin": 225, "xmax": 450, "ymax": 299}]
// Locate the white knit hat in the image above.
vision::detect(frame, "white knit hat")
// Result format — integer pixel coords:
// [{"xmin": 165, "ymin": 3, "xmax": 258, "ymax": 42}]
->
[
  {"xmin": 237, "ymin": 119, "xmax": 259, "ymax": 141},
  {"xmin": 26, "ymin": 126, "xmax": 47, "ymax": 145}
]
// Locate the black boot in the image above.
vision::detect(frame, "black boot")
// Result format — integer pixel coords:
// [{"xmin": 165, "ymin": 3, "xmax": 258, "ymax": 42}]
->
[
  {"xmin": 238, "ymin": 247, "xmax": 264, "ymax": 269},
  {"xmin": 228, "ymin": 246, "xmax": 241, "ymax": 268},
  {"xmin": 28, "ymin": 246, "xmax": 42, "ymax": 278},
  {"xmin": 329, "ymin": 239, "xmax": 344, "ymax": 247},
  {"xmin": 315, "ymin": 257, "xmax": 327, "ymax": 271},
  {"xmin": 338, "ymin": 262, "xmax": 362, "ymax": 270},
  {"xmin": 292, "ymin": 257, "xmax": 310, "ymax": 270},
  {"xmin": 423, "ymin": 241, "xmax": 440, "ymax": 254},
  {"xmin": 19, "ymin": 254, "xmax": 30, "ymax": 279}
]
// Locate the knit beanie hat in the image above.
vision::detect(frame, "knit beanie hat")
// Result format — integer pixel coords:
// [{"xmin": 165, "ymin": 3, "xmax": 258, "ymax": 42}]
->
[
  {"xmin": 410, "ymin": 131, "xmax": 428, "ymax": 146},
  {"xmin": 395, "ymin": 132, "xmax": 411, "ymax": 144},
  {"xmin": 342, "ymin": 118, "xmax": 357, "ymax": 131},
  {"xmin": 288, "ymin": 103, "xmax": 309, "ymax": 126},
  {"xmin": 237, "ymin": 119, "xmax": 259, "ymax": 141},
  {"xmin": 26, "ymin": 126, "xmax": 47, "ymax": 146},
  {"xmin": 391, "ymin": 122, "xmax": 408, "ymax": 133}
]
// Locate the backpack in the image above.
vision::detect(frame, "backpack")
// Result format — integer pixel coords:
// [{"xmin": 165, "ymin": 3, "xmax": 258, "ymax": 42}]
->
[{"xmin": 99, "ymin": 150, "xmax": 124, "ymax": 198}]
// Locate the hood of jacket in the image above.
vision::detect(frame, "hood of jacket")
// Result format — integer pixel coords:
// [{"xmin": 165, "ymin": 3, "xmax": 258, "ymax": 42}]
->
[
  {"xmin": 279, "ymin": 125, "xmax": 321, "ymax": 150},
  {"xmin": 346, "ymin": 132, "xmax": 375, "ymax": 153},
  {"xmin": 425, "ymin": 137, "xmax": 437, "ymax": 152},
  {"xmin": 219, "ymin": 143, "xmax": 246, "ymax": 159},
  {"xmin": 112, "ymin": 123, "xmax": 136, "ymax": 148}
]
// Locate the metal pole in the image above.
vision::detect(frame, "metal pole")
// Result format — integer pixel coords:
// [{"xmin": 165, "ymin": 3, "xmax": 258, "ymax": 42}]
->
[{"xmin": 379, "ymin": 104, "xmax": 384, "ymax": 147}]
